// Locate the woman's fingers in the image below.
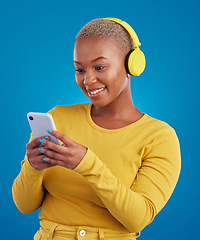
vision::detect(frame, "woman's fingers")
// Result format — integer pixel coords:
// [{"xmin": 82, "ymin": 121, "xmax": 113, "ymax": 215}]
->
[
  {"xmin": 36, "ymin": 145, "xmax": 65, "ymax": 161},
  {"xmin": 41, "ymin": 156, "xmax": 64, "ymax": 166},
  {"xmin": 25, "ymin": 123, "xmax": 86, "ymax": 171},
  {"xmin": 34, "ymin": 129, "xmax": 88, "ymax": 169},
  {"xmin": 26, "ymin": 135, "xmax": 49, "ymax": 150},
  {"xmin": 39, "ymin": 138, "xmax": 68, "ymax": 154},
  {"xmin": 27, "ymin": 146, "xmax": 43, "ymax": 157},
  {"xmin": 47, "ymin": 129, "xmax": 73, "ymax": 146},
  {"xmin": 26, "ymin": 135, "xmax": 55, "ymax": 171},
  {"xmin": 28, "ymin": 154, "xmax": 54, "ymax": 170}
]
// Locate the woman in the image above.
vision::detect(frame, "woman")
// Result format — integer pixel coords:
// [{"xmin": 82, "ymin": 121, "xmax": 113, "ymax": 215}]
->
[{"xmin": 12, "ymin": 18, "xmax": 181, "ymax": 240}]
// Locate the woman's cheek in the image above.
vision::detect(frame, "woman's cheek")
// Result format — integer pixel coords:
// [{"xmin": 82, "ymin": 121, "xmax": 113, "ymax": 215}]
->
[{"xmin": 75, "ymin": 75, "xmax": 83, "ymax": 88}]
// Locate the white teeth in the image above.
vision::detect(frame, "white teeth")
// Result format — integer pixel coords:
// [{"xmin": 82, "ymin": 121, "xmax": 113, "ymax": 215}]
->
[{"xmin": 89, "ymin": 87, "xmax": 105, "ymax": 95}]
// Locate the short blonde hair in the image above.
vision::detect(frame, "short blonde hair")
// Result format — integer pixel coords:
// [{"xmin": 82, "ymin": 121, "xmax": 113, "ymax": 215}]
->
[{"xmin": 76, "ymin": 18, "xmax": 134, "ymax": 55}]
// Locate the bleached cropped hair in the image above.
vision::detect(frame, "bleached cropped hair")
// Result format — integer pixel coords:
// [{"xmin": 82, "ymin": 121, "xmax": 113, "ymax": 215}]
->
[{"xmin": 76, "ymin": 18, "xmax": 134, "ymax": 55}]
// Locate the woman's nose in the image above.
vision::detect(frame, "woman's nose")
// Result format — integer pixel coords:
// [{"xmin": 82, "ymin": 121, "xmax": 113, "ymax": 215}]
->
[{"xmin": 83, "ymin": 71, "xmax": 97, "ymax": 85}]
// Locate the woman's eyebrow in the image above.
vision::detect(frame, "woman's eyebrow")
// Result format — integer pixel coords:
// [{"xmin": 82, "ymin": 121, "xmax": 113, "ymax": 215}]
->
[
  {"xmin": 91, "ymin": 56, "xmax": 107, "ymax": 62},
  {"xmin": 74, "ymin": 56, "xmax": 107, "ymax": 64},
  {"xmin": 74, "ymin": 60, "xmax": 81, "ymax": 64}
]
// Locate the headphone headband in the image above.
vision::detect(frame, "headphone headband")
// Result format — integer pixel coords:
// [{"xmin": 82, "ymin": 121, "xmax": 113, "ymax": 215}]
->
[
  {"xmin": 104, "ymin": 17, "xmax": 141, "ymax": 49},
  {"xmin": 104, "ymin": 17, "xmax": 145, "ymax": 76}
]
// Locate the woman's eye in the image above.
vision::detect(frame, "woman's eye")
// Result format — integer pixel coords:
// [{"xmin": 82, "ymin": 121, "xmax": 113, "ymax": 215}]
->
[
  {"xmin": 95, "ymin": 66, "xmax": 105, "ymax": 71},
  {"xmin": 76, "ymin": 68, "xmax": 85, "ymax": 74}
]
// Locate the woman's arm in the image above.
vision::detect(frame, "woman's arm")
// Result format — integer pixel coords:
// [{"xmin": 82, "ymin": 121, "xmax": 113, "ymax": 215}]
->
[
  {"xmin": 12, "ymin": 134, "xmax": 45, "ymax": 214},
  {"xmin": 73, "ymin": 128, "xmax": 181, "ymax": 233},
  {"xmin": 12, "ymin": 108, "xmax": 60, "ymax": 214}
]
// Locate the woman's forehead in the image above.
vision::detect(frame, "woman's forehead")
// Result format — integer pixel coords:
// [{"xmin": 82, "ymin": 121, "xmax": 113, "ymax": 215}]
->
[{"xmin": 74, "ymin": 36, "xmax": 125, "ymax": 62}]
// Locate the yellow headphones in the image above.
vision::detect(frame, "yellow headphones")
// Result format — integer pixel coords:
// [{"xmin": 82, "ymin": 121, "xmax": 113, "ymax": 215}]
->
[{"xmin": 104, "ymin": 17, "xmax": 146, "ymax": 76}]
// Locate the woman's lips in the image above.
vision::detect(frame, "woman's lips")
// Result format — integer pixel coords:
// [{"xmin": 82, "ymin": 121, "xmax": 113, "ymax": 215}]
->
[{"xmin": 86, "ymin": 87, "xmax": 106, "ymax": 97}]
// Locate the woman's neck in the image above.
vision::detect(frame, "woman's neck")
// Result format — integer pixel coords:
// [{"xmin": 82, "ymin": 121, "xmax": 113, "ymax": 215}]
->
[{"xmin": 91, "ymin": 93, "xmax": 144, "ymax": 129}]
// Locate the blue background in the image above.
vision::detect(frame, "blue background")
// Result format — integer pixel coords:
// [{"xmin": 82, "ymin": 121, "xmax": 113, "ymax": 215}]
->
[{"xmin": 1, "ymin": 0, "xmax": 199, "ymax": 239}]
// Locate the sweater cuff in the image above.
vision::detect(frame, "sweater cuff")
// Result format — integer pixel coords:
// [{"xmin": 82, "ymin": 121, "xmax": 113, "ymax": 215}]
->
[
  {"xmin": 73, "ymin": 148, "xmax": 102, "ymax": 174},
  {"xmin": 23, "ymin": 155, "xmax": 45, "ymax": 178}
]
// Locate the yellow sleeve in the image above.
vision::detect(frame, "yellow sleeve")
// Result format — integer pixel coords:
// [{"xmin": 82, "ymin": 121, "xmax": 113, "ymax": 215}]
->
[
  {"xmin": 12, "ymin": 134, "xmax": 45, "ymax": 214},
  {"xmin": 74, "ymin": 128, "xmax": 181, "ymax": 233},
  {"xmin": 12, "ymin": 108, "xmax": 55, "ymax": 214}
]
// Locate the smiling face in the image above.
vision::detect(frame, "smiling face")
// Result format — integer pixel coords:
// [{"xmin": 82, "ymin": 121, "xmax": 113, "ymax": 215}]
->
[{"xmin": 74, "ymin": 36, "xmax": 131, "ymax": 108}]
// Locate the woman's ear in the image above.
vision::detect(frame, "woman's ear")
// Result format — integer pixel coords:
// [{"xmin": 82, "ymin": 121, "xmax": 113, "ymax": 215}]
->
[{"xmin": 126, "ymin": 73, "xmax": 131, "ymax": 79}]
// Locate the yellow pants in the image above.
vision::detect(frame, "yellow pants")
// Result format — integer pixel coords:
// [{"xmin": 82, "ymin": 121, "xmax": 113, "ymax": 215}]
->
[{"xmin": 34, "ymin": 220, "xmax": 140, "ymax": 240}]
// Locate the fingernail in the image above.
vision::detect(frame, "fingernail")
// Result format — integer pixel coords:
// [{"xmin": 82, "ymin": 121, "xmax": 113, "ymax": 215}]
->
[
  {"xmin": 44, "ymin": 136, "xmax": 48, "ymax": 140},
  {"xmin": 38, "ymin": 148, "xmax": 43, "ymax": 152},
  {"xmin": 40, "ymin": 139, "xmax": 44, "ymax": 143},
  {"xmin": 47, "ymin": 129, "xmax": 52, "ymax": 133},
  {"xmin": 43, "ymin": 158, "xmax": 47, "ymax": 161}
]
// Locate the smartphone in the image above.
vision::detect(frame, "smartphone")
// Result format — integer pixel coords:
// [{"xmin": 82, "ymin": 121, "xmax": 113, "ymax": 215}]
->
[{"xmin": 27, "ymin": 112, "xmax": 61, "ymax": 145}]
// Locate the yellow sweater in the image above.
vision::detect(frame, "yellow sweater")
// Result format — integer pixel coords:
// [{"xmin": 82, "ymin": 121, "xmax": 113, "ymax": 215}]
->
[{"xmin": 12, "ymin": 103, "xmax": 181, "ymax": 234}]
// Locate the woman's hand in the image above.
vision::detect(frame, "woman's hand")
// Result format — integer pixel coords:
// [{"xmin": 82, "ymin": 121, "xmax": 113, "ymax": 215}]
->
[
  {"xmin": 33, "ymin": 129, "xmax": 87, "ymax": 170},
  {"xmin": 26, "ymin": 135, "xmax": 54, "ymax": 170}
]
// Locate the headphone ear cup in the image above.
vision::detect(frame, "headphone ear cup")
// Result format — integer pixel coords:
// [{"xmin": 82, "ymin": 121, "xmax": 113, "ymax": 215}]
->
[{"xmin": 126, "ymin": 49, "xmax": 146, "ymax": 76}]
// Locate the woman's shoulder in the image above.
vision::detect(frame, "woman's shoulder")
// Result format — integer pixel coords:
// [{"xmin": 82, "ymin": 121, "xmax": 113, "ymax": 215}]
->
[
  {"xmin": 142, "ymin": 113, "xmax": 178, "ymax": 139},
  {"xmin": 47, "ymin": 103, "xmax": 91, "ymax": 131},
  {"xmin": 48, "ymin": 103, "xmax": 90, "ymax": 117},
  {"xmin": 145, "ymin": 114, "xmax": 173, "ymax": 129}
]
